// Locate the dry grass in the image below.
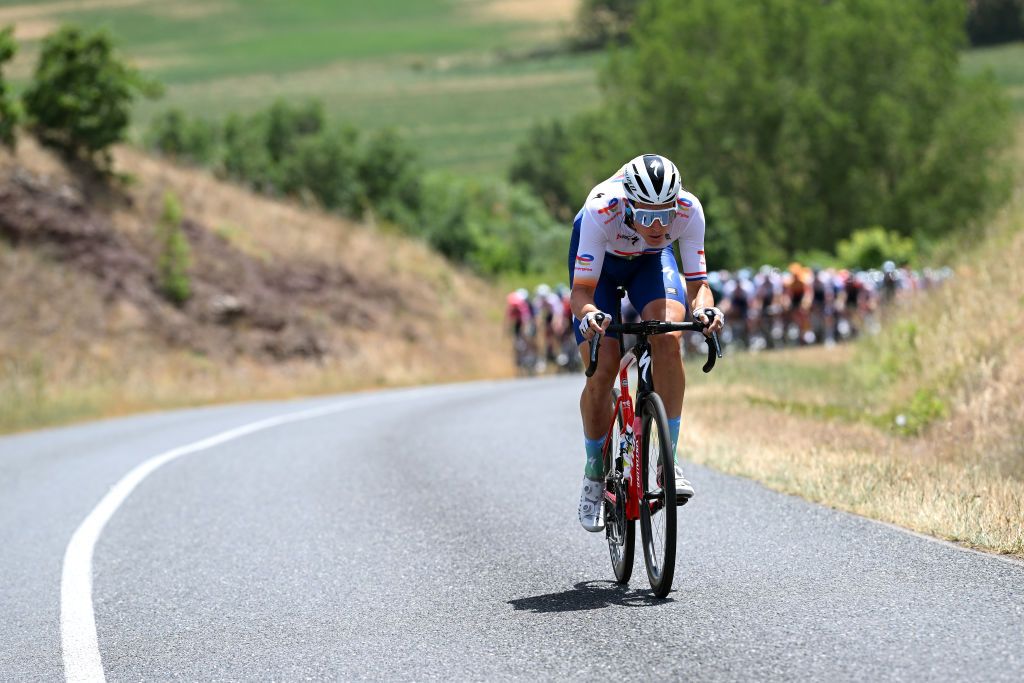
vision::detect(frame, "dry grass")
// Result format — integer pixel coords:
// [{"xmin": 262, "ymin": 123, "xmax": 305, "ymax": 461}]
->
[
  {"xmin": 680, "ymin": 126, "xmax": 1024, "ymax": 557},
  {"xmin": 683, "ymin": 393, "xmax": 1024, "ymax": 556},
  {"xmin": 0, "ymin": 138, "xmax": 513, "ymax": 434}
]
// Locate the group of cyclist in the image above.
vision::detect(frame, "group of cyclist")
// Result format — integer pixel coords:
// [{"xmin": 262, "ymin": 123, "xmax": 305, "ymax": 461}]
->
[
  {"xmin": 505, "ymin": 284, "xmax": 580, "ymax": 375},
  {"xmin": 509, "ymin": 261, "xmax": 951, "ymax": 367}
]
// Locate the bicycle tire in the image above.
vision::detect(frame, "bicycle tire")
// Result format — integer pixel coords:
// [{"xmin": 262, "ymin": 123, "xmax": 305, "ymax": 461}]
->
[
  {"xmin": 605, "ymin": 388, "xmax": 635, "ymax": 583},
  {"xmin": 639, "ymin": 392, "xmax": 676, "ymax": 597}
]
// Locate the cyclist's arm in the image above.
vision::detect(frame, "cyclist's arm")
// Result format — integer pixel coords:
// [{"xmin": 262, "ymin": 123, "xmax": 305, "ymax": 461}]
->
[
  {"xmin": 570, "ymin": 203, "xmax": 610, "ymax": 324},
  {"xmin": 570, "ymin": 283, "xmax": 600, "ymax": 322}
]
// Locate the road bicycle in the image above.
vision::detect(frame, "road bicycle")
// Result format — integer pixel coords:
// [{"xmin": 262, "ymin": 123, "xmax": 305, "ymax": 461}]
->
[{"xmin": 586, "ymin": 296, "xmax": 721, "ymax": 598}]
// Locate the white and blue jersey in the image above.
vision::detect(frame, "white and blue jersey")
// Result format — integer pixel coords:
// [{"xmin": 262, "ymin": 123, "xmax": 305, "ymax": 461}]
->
[{"xmin": 568, "ymin": 168, "xmax": 709, "ymax": 344}]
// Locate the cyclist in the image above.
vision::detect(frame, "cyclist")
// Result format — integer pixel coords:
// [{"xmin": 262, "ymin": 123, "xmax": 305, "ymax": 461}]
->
[{"xmin": 569, "ymin": 153, "xmax": 724, "ymax": 532}]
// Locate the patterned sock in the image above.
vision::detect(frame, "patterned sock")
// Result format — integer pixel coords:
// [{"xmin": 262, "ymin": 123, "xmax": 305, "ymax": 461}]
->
[
  {"xmin": 584, "ymin": 435, "xmax": 607, "ymax": 480},
  {"xmin": 668, "ymin": 417, "xmax": 681, "ymax": 465}
]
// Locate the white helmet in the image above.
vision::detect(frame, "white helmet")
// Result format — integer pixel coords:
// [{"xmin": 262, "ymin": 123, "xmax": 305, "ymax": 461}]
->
[{"xmin": 622, "ymin": 153, "xmax": 681, "ymax": 205}]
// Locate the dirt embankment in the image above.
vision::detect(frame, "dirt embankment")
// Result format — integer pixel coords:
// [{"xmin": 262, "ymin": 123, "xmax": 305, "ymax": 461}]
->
[
  {"xmin": 0, "ymin": 166, "xmax": 401, "ymax": 361},
  {"xmin": 0, "ymin": 140, "xmax": 511, "ymax": 430}
]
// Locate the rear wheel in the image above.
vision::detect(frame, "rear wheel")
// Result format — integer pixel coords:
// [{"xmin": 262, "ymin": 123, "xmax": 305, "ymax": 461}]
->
[
  {"xmin": 605, "ymin": 388, "xmax": 635, "ymax": 583},
  {"xmin": 639, "ymin": 392, "xmax": 676, "ymax": 597}
]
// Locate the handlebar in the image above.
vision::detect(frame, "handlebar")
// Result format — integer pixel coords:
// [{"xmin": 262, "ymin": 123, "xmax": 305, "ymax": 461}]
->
[{"xmin": 585, "ymin": 313, "xmax": 723, "ymax": 378}]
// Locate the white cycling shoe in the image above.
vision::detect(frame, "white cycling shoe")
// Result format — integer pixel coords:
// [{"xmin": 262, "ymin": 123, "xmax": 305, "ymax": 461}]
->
[
  {"xmin": 578, "ymin": 477, "xmax": 606, "ymax": 532},
  {"xmin": 658, "ymin": 464, "xmax": 695, "ymax": 502}
]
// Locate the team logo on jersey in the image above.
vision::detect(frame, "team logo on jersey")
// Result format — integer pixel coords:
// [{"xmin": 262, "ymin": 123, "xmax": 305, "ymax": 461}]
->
[
  {"xmin": 597, "ymin": 197, "xmax": 620, "ymax": 214},
  {"xmin": 576, "ymin": 253, "xmax": 595, "ymax": 264},
  {"xmin": 677, "ymin": 198, "xmax": 693, "ymax": 208}
]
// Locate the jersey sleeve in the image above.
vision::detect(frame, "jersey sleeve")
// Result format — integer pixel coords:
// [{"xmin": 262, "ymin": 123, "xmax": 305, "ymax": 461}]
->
[
  {"xmin": 676, "ymin": 195, "xmax": 707, "ymax": 282},
  {"xmin": 571, "ymin": 203, "xmax": 608, "ymax": 289}
]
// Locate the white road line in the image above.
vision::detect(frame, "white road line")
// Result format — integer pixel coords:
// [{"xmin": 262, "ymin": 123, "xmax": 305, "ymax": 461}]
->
[{"xmin": 59, "ymin": 388, "xmax": 449, "ymax": 683}]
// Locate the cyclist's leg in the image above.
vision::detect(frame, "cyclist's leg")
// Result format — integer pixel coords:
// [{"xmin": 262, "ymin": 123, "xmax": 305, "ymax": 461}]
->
[{"xmin": 568, "ymin": 223, "xmax": 624, "ymax": 477}]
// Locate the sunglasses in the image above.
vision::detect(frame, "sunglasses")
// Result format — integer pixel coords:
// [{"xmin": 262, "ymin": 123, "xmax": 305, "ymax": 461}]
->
[{"xmin": 630, "ymin": 206, "xmax": 676, "ymax": 228}]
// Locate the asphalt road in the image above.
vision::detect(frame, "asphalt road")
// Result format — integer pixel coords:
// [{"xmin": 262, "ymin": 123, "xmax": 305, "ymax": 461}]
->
[{"xmin": 2, "ymin": 376, "xmax": 1023, "ymax": 682}]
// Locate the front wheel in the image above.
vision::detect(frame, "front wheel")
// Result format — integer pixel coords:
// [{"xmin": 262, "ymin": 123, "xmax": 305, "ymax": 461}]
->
[
  {"xmin": 639, "ymin": 392, "xmax": 676, "ymax": 598},
  {"xmin": 606, "ymin": 388, "xmax": 635, "ymax": 583}
]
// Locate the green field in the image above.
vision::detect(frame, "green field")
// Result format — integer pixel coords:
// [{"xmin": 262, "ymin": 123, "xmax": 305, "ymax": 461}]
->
[
  {"xmin": 3, "ymin": 1, "xmax": 1020, "ymax": 175},
  {"xmin": 2, "ymin": 0, "xmax": 601, "ymax": 174}
]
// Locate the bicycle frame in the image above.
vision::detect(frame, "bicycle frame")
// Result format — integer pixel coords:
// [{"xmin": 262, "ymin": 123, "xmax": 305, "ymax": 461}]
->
[{"xmin": 603, "ymin": 338, "xmax": 656, "ymax": 523}]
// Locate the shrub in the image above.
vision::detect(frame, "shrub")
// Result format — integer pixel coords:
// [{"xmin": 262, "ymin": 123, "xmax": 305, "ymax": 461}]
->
[
  {"xmin": 279, "ymin": 125, "xmax": 363, "ymax": 214},
  {"xmin": 418, "ymin": 173, "xmax": 565, "ymax": 275},
  {"xmin": 22, "ymin": 25, "xmax": 161, "ymax": 169},
  {"xmin": 836, "ymin": 227, "xmax": 917, "ymax": 271},
  {"xmin": 265, "ymin": 98, "xmax": 324, "ymax": 164},
  {"xmin": 155, "ymin": 192, "xmax": 191, "ymax": 305},
  {"xmin": 359, "ymin": 128, "xmax": 423, "ymax": 226},
  {"xmin": 221, "ymin": 112, "xmax": 276, "ymax": 191},
  {"xmin": 145, "ymin": 108, "xmax": 218, "ymax": 165},
  {"xmin": 0, "ymin": 26, "xmax": 18, "ymax": 149}
]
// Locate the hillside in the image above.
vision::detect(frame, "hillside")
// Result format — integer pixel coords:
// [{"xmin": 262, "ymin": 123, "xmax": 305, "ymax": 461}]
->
[{"xmin": 0, "ymin": 137, "xmax": 512, "ymax": 433}]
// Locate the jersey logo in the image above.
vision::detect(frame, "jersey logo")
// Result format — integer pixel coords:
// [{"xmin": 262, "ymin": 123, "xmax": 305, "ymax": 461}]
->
[{"xmin": 576, "ymin": 253, "xmax": 595, "ymax": 264}]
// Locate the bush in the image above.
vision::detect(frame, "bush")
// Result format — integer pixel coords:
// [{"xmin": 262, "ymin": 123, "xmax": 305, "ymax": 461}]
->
[
  {"xmin": 145, "ymin": 108, "xmax": 218, "ymax": 165},
  {"xmin": 279, "ymin": 125, "xmax": 363, "ymax": 214},
  {"xmin": 155, "ymin": 192, "xmax": 191, "ymax": 305},
  {"xmin": 265, "ymin": 98, "xmax": 325, "ymax": 164},
  {"xmin": 22, "ymin": 25, "xmax": 161, "ymax": 169},
  {"xmin": 358, "ymin": 128, "xmax": 423, "ymax": 226},
  {"xmin": 836, "ymin": 226, "xmax": 917, "ymax": 271},
  {"xmin": 0, "ymin": 26, "xmax": 18, "ymax": 149},
  {"xmin": 221, "ymin": 112, "xmax": 276, "ymax": 191},
  {"xmin": 418, "ymin": 174, "xmax": 565, "ymax": 275}
]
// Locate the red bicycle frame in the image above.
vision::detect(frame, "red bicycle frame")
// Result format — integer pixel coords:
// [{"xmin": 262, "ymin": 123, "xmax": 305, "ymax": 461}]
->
[{"xmin": 603, "ymin": 353, "xmax": 644, "ymax": 521}]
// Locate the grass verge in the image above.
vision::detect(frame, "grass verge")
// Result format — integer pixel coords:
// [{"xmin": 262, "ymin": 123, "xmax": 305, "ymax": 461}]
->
[{"xmin": 680, "ymin": 123, "xmax": 1024, "ymax": 558}]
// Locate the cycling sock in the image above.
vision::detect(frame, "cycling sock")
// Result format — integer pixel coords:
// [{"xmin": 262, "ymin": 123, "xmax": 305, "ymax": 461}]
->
[
  {"xmin": 668, "ymin": 417, "xmax": 681, "ymax": 464},
  {"xmin": 584, "ymin": 435, "xmax": 607, "ymax": 480}
]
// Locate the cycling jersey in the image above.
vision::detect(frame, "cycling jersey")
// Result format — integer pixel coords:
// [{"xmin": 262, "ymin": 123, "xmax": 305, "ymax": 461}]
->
[
  {"xmin": 568, "ymin": 167, "xmax": 708, "ymax": 344},
  {"xmin": 571, "ymin": 170, "xmax": 707, "ymax": 288}
]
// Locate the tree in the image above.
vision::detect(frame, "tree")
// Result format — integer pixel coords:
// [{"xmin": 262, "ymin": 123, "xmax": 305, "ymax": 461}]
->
[
  {"xmin": 0, "ymin": 26, "xmax": 18, "ymax": 148},
  {"xmin": 22, "ymin": 25, "xmax": 161, "ymax": 169},
  {"xmin": 542, "ymin": 0, "xmax": 1011, "ymax": 268}
]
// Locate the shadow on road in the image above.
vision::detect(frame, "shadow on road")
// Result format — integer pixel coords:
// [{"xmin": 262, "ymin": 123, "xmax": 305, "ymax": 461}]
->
[{"xmin": 508, "ymin": 580, "xmax": 673, "ymax": 613}]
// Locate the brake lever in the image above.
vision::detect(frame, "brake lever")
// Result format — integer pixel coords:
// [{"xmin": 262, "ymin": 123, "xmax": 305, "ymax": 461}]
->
[{"xmin": 584, "ymin": 312, "xmax": 607, "ymax": 378}]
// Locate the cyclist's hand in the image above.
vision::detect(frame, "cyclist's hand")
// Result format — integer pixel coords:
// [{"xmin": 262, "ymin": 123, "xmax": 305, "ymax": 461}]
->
[
  {"xmin": 692, "ymin": 307, "xmax": 725, "ymax": 337},
  {"xmin": 578, "ymin": 311, "xmax": 610, "ymax": 342}
]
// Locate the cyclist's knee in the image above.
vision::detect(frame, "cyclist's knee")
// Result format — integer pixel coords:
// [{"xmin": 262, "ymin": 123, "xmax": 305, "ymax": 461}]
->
[
  {"xmin": 585, "ymin": 363, "xmax": 617, "ymax": 389},
  {"xmin": 651, "ymin": 331, "xmax": 682, "ymax": 357}
]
